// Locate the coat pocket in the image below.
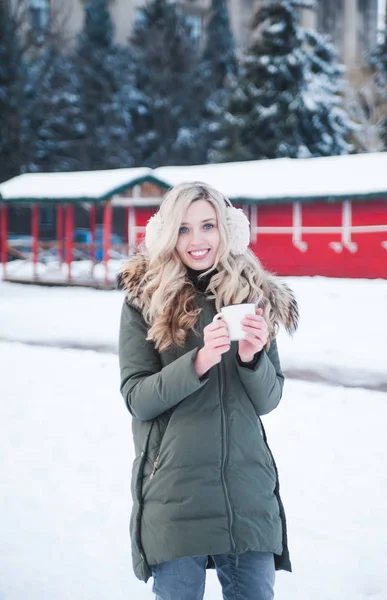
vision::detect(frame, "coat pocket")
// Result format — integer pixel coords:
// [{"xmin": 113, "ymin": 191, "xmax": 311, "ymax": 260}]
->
[
  {"xmin": 257, "ymin": 417, "xmax": 274, "ymax": 467},
  {"xmin": 146, "ymin": 409, "xmax": 172, "ymax": 480}
]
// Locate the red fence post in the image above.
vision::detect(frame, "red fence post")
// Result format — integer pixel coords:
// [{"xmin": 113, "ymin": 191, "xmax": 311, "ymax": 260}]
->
[
  {"xmin": 1, "ymin": 204, "xmax": 8, "ymax": 279},
  {"xmin": 57, "ymin": 204, "xmax": 64, "ymax": 264},
  {"xmin": 32, "ymin": 204, "xmax": 39, "ymax": 280},
  {"xmin": 124, "ymin": 206, "xmax": 129, "ymax": 251},
  {"xmin": 103, "ymin": 199, "xmax": 112, "ymax": 286},
  {"xmin": 65, "ymin": 204, "xmax": 74, "ymax": 283},
  {"xmin": 90, "ymin": 203, "xmax": 97, "ymax": 277}
]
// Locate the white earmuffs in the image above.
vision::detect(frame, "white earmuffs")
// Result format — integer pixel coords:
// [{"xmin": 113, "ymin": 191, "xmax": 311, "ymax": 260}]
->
[
  {"xmin": 145, "ymin": 197, "xmax": 250, "ymax": 256},
  {"xmin": 224, "ymin": 198, "xmax": 251, "ymax": 256}
]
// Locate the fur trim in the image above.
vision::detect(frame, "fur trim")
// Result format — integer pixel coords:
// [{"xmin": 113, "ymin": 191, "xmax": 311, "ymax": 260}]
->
[
  {"xmin": 117, "ymin": 254, "xmax": 149, "ymax": 313},
  {"xmin": 264, "ymin": 274, "xmax": 299, "ymax": 335},
  {"xmin": 118, "ymin": 254, "xmax": 299, "ymax": 334}
]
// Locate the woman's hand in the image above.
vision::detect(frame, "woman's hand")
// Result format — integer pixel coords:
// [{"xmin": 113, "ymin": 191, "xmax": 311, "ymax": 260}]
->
[
  {"xmin": 238, "ymin": 308, "xmax": 269, "ymax": 363},
  {"xmin": 194, "ymin": 320, "xmax": 230, "ymax": 377}
]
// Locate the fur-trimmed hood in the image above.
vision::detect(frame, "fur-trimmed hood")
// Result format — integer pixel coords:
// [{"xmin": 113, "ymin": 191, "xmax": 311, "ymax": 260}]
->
[{"xmin": 118, "ymin": 254, "xmax": 299, "ymax": 335}]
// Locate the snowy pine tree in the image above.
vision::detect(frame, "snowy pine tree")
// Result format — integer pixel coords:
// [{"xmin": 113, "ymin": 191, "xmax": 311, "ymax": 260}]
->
[
  {"xmin": 109, "ymin": 47, "xmax": 151, "ymax": 168},
  {"xmin": 21, "ymin": 45, "xmax": 85, "ymax": 173},
  {"xmin": 130, "ymin": 0, "xmax": 206, "ymax": 167},
  {"xmin": 197, "ymin": 0, "xmax": 237, "ymax": 162},
  {"xmin": 75, "ymin": 0, "xmax": 134, "ymax": 169},
  {"xmin": 211, "ymin": 0, "xmax": 352, "ymax": 162},
  {"xmin": 202, "ymin": 0, "xmax": 237, "ymax": 91},
  {"xmin": 0, "ymin": 1, "xmax": 26, "ymax": 182},
  {"xmin": 302, "ymin": 29, "xmax": 353, "ymax": 156}
]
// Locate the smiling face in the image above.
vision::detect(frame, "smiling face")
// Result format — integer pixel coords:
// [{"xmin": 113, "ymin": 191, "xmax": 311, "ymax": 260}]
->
[{"xmin": 175, "ymin": 199, "xmax": 221, "ymax": 271}]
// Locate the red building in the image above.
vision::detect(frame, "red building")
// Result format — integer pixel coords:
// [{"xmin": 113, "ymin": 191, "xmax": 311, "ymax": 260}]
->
[{"xmin": 1, "ymin": 153, "xmax": 386, "ymax": 286}]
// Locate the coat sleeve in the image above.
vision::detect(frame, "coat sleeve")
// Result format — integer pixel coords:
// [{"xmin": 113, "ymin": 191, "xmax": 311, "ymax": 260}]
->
[
  {"xmin": 119, "ymin": 301, "xmax": 209, "ymax": 421},
  {"xmin": 234, "ymin": 338, "xmax": 284, "ymax": 416}
]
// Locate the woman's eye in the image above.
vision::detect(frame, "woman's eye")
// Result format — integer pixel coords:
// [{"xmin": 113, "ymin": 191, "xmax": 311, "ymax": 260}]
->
[
  {"xmin": 203, "ymin": 223, "xmax": 214, "ymax": 230},
  {"xmin": 179, "ymin": 226, "xmax": 189, "ymax": 234}
]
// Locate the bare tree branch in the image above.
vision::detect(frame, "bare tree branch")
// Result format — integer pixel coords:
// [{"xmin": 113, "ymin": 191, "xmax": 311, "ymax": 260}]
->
[{"xmin": 344, "ymin": 79, "xmax": 386, "ymax": 152}]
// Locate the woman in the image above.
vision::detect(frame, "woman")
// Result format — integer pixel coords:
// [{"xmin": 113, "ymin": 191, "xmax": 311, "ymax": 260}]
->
[{"xmin": 118, "ymin": 182, "xmax": 298, "ymax": 600}]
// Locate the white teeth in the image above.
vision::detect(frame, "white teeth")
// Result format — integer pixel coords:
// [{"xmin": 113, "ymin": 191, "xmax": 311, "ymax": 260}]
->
[{"xmin": 190, "ymin": 250, "xmax": 208, "ymax": 257}]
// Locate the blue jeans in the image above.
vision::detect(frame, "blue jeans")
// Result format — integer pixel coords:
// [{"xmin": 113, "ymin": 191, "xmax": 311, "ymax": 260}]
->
[{"xmin": 152, "ymin": 551, "xmax": 275, "ymax": 600}]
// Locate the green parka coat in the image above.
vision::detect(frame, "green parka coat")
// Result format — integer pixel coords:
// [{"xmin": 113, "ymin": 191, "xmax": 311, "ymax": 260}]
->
[{"xmin": 118, "ymin": 257, "xmax": 298, "ymax": 583}]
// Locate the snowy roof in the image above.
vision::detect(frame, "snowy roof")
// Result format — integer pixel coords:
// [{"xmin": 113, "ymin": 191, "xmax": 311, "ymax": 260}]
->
[
  {"xmin": 1, "ymin": 153, "xmax": 387, "ymax": 204},
  {"xmin": 154, "ymin": 152, "xmax": 387, "ymax": 203},
  {"xmin": 0, "ymin": 167, "xmax": 157, "ymax": 203}
]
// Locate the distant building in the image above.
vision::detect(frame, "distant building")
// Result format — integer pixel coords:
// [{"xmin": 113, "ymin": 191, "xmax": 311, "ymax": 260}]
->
[
  {"xmin": 1, "ymin": 153, "xmax": 387, "ymax": 282},
  {"xmin": 26, "ymin": 0, "xmax": 380, "ymax": 82}
]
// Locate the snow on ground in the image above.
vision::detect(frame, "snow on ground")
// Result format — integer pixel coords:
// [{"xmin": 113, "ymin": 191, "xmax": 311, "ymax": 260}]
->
[
  {"xmin": 279, "ymin": 276, "xmax": 387, "ymax": 389},
  {"xmin": 1, "ymin": 276, "xmax": 386, "ymax": 388},
  {"xmin": 0, "ymin": 341, "xmax": 386, "ymax": 600},
  {"xmin": 3, "ymin": 258, "xmax": 123, "ymax": 288}
]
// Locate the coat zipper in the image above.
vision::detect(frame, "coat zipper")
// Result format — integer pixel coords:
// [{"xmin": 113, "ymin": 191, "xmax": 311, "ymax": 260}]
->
[
  {"xmin": 150, "ymin": 454, "xmax": 159, "ymax": 480},
  {"xmin": 218, "ymin": 360, "xmax": 236, "ymax": 552},
  {"xmin": 135, "ymin": 421, "xmax": 155, "ymax": 566}
]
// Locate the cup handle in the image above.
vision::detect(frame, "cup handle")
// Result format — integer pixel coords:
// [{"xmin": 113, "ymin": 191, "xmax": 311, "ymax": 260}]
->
[{"xmin": 213, "ymin": 313, "xmax": 223, "ymax": 322}]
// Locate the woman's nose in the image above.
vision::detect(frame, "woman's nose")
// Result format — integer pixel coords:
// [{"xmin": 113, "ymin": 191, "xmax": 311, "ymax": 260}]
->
[{"xmin": 190, "ymin": 228, "xmax": 204, "ymax": 244}]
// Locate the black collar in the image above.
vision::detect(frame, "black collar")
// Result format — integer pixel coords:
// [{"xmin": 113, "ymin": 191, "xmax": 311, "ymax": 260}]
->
[{"xmin": 186, "ymin": 267, "xmax": 215, "ymax": 293}]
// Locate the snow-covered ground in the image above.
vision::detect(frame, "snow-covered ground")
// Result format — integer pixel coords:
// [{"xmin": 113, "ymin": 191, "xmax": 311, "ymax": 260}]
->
[
  {"xmin": 1, "ymin": 276, "xmax": 386, "ymax": 388},
  {"xmin": 0, "ymin": 277, "xmax": 387, "ymax": 599}
]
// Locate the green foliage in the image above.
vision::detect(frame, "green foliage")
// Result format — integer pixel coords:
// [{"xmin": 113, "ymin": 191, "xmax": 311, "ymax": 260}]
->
[
  {"xmin": 129, "ymin": 0, "xmax": 206, "ymax": 166},
  {"xmin": 0, "ymin": 1, "xmax": 26, "ymax": 182},
  {"xmin": 202, "ymin": 0, "xmax": 237, "ymax": 91},
  {"xmin": 75, "ymin": 0, "xmax": 133, "ymax": 169},
  {"xmin": 21, "ymin": 45, "xmax": 85, "ymax": 173},
  {"xmin": 211, "ymin": 0, "xmax": 353, "ymax": 162}
]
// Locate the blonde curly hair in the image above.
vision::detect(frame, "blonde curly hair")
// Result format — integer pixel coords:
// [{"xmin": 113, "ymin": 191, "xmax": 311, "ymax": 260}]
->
[{"xmin": 138, "ymin": 182, "xmax": 277, "ymax": 352}]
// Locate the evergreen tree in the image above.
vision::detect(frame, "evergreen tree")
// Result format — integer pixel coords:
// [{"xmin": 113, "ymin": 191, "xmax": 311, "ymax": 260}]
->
[
  {"xmin": 21, "ymin": 45, "xmax": 85, "ymax": 173},
  {"xmin": 196, "ymin": 0, "xmax": 237, "ymax": 162},
  {"xmin": 302, "ymin": 29, "xmax": 353, "ymax": 156},
  {"xmin": 202, "ymin": 0, "xmax": 236, "ymax": 91},
  {"xmin": 369, "ymin": 12, "xmax": 387, "ymax": 149},
  {"xmin": 130, "ymin": 0, "xmax": 206, "ymax": 167},
  {"xmin": 75, "ymin": 0, "xmax": 134, "ymax": 169},
  {"xmin": 211, "ymin": 0, "xmax": 352, "ymax": 162},
  {"xmin": 0, "ymin": 0, "xmax": 26, "ymax": 182},
  {"xmin": 109, "ymin": 47, "xmax": 151, "ymax": 168}
]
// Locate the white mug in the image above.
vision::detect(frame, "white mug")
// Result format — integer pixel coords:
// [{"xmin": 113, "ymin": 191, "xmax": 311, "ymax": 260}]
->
[{"xmin": 212, "ymin": 303, "xmax": 256, "ymax": 341}]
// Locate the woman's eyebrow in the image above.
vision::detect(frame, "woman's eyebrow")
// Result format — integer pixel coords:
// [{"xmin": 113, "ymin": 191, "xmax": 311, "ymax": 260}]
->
[{"xmin": 180, "ymin": 218, "xmax": 217, "ymax": 226}]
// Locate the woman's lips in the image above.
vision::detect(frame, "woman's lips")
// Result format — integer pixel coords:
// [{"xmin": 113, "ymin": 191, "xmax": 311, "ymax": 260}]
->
[{"xmin": 188, "ymin": 249, "xmax": 211, "ymax": 260}]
